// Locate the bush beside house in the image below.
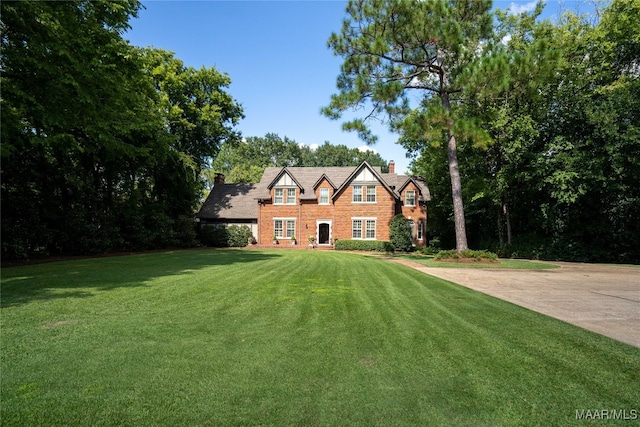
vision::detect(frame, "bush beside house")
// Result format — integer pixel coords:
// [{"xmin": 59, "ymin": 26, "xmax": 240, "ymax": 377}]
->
[{"xmin": 199, "ymin": 225, "xmax": 254, "ymax": 248}]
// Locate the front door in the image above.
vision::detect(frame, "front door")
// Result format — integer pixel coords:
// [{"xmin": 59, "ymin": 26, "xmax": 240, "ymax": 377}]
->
[{"xmin": 318, "ymin": 223, "xmax": 330, "ymax": 245}]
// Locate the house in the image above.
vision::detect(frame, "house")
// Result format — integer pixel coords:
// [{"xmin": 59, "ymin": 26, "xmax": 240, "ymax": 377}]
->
[{"xmin": 196, "ymin": 161, "xmax": 430, "ymax": 246}]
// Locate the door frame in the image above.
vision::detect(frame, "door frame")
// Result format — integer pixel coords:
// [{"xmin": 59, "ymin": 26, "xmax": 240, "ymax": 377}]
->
[{"xmin": 316, "ymin": 220, "xmax": 332, "ymax": 245}]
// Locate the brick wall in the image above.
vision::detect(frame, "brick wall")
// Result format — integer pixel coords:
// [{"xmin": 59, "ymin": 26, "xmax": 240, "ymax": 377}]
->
[{"xmin": 258, "ymin": 181, "xmax": 427, "ymax": 246}]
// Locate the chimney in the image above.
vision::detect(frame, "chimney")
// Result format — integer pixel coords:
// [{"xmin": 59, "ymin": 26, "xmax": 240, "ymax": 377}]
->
[
  {"xmin": 214, "ymin": 173, "xmax": 225, "ymax": 185},
  {"xmin": 388, "ymin": 160, "xmax": 395, "ymax": 174}
]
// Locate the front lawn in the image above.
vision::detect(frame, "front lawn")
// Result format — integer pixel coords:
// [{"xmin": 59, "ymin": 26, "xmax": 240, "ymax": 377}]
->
[{"xmin": 1, "ymin": 250, "xmax": 638, "ymax": 426}]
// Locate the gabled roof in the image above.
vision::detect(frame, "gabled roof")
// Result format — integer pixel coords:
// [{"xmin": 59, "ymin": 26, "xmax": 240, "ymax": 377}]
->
[
  {"xmin": 313, "ymin": 173, "xmax": 338, "ymax": 190},
  {"xmin": 332, "ymin": 161, "xmax": 398, "ymax": 200},
  {"xmin": 395, "ymin": 176, "xmax": 432, "ymax": 201},
  {"xmin": 197, "ymin": 161, "xmax": 431, "ymax": 220},
  {"xmin": 266, "ymin": 168, "xmax": 304, "ymax": 192}
]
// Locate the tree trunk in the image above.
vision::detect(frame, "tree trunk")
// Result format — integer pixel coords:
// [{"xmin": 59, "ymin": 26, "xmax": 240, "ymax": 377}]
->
[
  {"xmin": 446, "ymin": 133, "xmax": 469, "ymax": 251},
  {"xmin": 503, "ymin": 201, "xmax": 512, "ymax": 245},
  {"xmin": 440, "ymin": 82, "xmax": 469, "ymax": 252}
]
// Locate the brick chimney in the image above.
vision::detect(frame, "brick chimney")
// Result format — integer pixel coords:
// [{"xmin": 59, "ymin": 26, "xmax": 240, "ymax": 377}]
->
[
  {"xmin": 214, "ymin": 173, "xmax": 225, "ymax": 185},
  {"xmin": 388, "ymin": 160, "xmax": 395, "ymax": 174}
]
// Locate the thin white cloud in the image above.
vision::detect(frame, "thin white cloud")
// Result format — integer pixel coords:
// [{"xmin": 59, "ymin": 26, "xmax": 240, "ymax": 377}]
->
[
  {"xmin": 358, "ymin": 145, "xmax": 378, "ymax": 154},
  {"xmin": 508, "ymin": 1, "xmax": 537, "ymax": 15}
]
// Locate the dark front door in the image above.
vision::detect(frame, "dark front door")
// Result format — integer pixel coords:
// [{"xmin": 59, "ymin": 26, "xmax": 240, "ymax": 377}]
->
[{"xmin": 318, "ymin": 223, "xmax": 330, "ymax": 244}]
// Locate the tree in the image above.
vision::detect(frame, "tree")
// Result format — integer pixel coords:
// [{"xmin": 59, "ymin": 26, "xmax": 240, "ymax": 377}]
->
[
  {"xmin": 389, "ymin": 214, "xmax": 413, "ymax": 252},
  {"xmin": 323, "ymin": 0, "xmax": 503, "ymax": 251},
  {"xmin": 0, "ymin": 1, "xmax": 244, "ymax": 259}
]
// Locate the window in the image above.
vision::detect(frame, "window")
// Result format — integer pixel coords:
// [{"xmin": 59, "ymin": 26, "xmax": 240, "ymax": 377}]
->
[
  {"xmin": 274, "ymin": 219, "xmax": 295, "ymax": 239},
  {"xmin": 286, "ymin": 220, "xmax": 296, "ymax": 238},
  {"xmin": 365, "ymin": 220, "xmax": 376, "ymax": 239},
  {"xmin": 418, "ymin": 220, "xmax": 423, "ymax": 240},
  {"xmin": 366, "ymin": 186, "xmax": 376, "ymax": 202},
  {"xmin": 352, "ymin": 218, "xmax": 376, "ymax": 240},
  {"xmin": 319, "ymin": 188, "xmax": 329, "ymax": 205},
  {"xmin": 405, "ymin": 190, "xmax": 416, "ymax": 206},
  {"xmin": 274, "ymin": 220, "xmax": 283, "ymax": 238},
  {"xmin": 353, "ymin": 185, "xmax": 376, "ymax": 203},
  {"xmin": 352, "ymin": 185, "xmax": 362, "ymax": 202},
  {"xmin": 352, "ymin": 219, "xmax": 362, "ymax": 239},
  {"xmin": 286, "ymin": 188, "xmax": 296, "ymax": 204},
  {"xmin": 274, "ymin": 188, "xmax": 296, "ymax": 205},
  {"xmin": 274, "ymin": 188, "xmax": 283, "ymax": 204}
]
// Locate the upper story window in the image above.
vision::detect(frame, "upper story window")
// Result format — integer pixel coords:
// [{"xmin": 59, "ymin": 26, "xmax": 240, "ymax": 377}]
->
[
  {"xmin": 286, "ymin": 188, "xmax": 296, "ymax": 204},
  {"xmin": 274, "ymin": 187, "xmax": 296, "ymax": 205},
  {"xmin": 319, "ymin": 188, "xmax": 329, "ymax": 205},
  {"xmin": 353, "ymin": 185, "xmax": 376, "ymax": 203},
  {"xmin": 405, "ymin": 190, "xmax": 416, "ymax": 206}
]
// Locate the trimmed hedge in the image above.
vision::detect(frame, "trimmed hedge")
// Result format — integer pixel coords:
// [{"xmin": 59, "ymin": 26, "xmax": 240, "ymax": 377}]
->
[
  {"xmin": 199, "ymin": 225, "xmax": 253, "ymax": 248},
  {"xmin": 334, "ymin": 239, "xmax": 394, "ymax": 252},
  {"xmin": 434, "ymin": 249, "xmax": 498, "ymax": 262}
]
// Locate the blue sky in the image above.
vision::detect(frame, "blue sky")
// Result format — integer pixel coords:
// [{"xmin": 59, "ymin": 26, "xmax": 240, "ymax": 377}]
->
[{"xmin": 125, "ymin": 1, "xmax": 594, "ymax": 174}]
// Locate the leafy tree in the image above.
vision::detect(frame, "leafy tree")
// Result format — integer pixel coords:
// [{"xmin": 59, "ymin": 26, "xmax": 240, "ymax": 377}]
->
[
  {"xmin": 323, "ymin": 0, "xmax": 504, "ymax": 251},
  {"xmin": 0, "ymin": 1, "xmax": 243, "ymax": 259},
  {"xmin": 209, "ymin": 135, "xmax": 389, "ymax": 184}
]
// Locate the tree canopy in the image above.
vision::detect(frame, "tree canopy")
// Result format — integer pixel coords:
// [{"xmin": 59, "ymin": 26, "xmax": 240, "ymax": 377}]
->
[
  {"xmin": 209, "ymin": 134, "xmax": 389, "ymax": 185},
  {"xmin": 1, "ymin": 0, "xmax": 243, "ymax": 259}
]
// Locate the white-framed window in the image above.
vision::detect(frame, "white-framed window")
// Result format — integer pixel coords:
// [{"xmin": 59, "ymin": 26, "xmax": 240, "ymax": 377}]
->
[
  {"xmin": 274, "ymin": 188, "xmax": 284, "ymax": 204},
  {"xmin": 418, "ymin": 220, "xmax": 424, "ymax": 240},
  {"xmin": 405, "ymin": 190, "xmax": 416, "ymax": 206},
  {"xmin": 274, "ymin": 218, "xmax": 296, "ymax": 238},
  {"xmin": 365, "ymin": 220, "xmax": 376, "ymax": 239},
  {"xmin": 274, "ymin": 188, "xmax": 296, "ymax": 205},
  {"xmin": 286, "ymin": 220, "xmax": 295, "ymax": 238},
  {"xmin": 352, "ymin": 185, "xmax": 363, "ymax": 202},
  {"xmin": 274, "ymin": 219, "xmax": 283, "ymax": 237},
  {"xmin": 352, "ymin": 217, "xmax": 376, "ymax": 240},
  {"xmin": 353, "ymin": 185, "xmax": 376, "ymax": 203},
  {"xmin": 366, "ymin": 185, "xmax": 376, "ymax": 202},
  {"xmin": 352, "ymin": 219, "xmax": 362, "ymax": 239},
  {"xmin": 319, "ymin": 188, "xmax": 329, "ymax": 205},
  {"xmin": 286, "ymin": 188, "xmax": 296, "ymax": 204}
]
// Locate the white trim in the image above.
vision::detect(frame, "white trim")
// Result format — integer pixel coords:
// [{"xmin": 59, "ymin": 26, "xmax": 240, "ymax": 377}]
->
[
  {"xmin": 351, "ymin": 217, "xmax": 377, "ymax": 240},
  {"xmin": 315, "ymin": 220, "xmax": 332, "ymax": 245},
  {"xmin": 273, "ymin": 217, "xmax": 296, "ymax": 239},
  {"xmin": 319, "ymin": 187, "xmax": 330, "ymax": 205}
]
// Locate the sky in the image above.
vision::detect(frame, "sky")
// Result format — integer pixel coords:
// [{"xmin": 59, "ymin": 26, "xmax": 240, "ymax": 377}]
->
[{"xmin": 124, "ymin": 1, "xmax": 596, "ymax": 174}]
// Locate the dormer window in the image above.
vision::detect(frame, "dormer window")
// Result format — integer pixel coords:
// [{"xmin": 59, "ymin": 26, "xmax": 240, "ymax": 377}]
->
[{"xmin": 405, "ymin": 190, "xmax": 416, "ymax": 206}]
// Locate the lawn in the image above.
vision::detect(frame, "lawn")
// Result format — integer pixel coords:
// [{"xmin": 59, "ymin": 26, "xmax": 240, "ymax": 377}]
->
[{"xmin": 1, "ymin": 249, "xmax": 638, "ymax": 426}]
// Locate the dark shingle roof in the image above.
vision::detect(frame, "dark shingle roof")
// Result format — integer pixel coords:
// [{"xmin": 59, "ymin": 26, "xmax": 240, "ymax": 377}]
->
[
  {"xmin": 197, "ymin": 162, "xmax": 430, "ymax": 220},
  {"xmin": 197, "ymin": 183, "xmax": 259, "ymax": 219}
]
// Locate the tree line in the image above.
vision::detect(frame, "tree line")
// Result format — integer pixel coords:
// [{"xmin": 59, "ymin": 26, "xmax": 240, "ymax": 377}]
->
[
  {"xmin": 324, "ymin": 0, "xmax": 639, "ymax": 263},
  {"xmin": 206, "ymin": 133, "xmax": 389, "ymax": 186},
  {"xmin": 1, "ymin": 1, "xmax": 243, "ymax": 259}
]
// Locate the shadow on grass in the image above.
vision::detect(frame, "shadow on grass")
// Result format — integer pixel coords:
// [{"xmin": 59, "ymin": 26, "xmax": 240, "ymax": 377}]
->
[{"xmin": 0, "ymin": 249, "xmax": 280, "ymax": 308}]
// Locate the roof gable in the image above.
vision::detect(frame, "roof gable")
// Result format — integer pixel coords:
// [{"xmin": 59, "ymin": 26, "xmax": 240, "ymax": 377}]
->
[
  {"xmin": 333, "ymin": 161, "xmax": 398, "ymax": 200},
  {"xmin": 267, "ymin": 168, "xmax": 303, "ymax": 192}
]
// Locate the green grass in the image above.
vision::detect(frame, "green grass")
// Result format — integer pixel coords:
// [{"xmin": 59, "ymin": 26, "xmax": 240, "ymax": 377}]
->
[
  {"xmin": 1, "ymin": 249, "xmax": 638, "ymax": 426},
  {"xmin": 393, "ymin": 253, "xmax": 560, "ymax": 269}
]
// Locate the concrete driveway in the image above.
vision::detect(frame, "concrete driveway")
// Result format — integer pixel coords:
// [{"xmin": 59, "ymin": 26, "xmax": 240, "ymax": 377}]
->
[{"xmin": 394, "ymin": 260, "xmax": 640, "ymax": 348}]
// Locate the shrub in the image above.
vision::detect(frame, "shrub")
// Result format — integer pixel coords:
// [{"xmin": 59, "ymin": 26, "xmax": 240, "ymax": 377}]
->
[
  {"xmin": 389, "ymin": 214, "xmax": 413, "ymax": 252},
  {"xmin": 199, "ymin": 225, "xmax": 253, "ymax": 248},
  {"xmin": 334, "ymin": 239, "xmax": 394, "ymax": 252},
  {"xmin": 434, "ymin": 249, "xmax": 498, "ymax": 262}
]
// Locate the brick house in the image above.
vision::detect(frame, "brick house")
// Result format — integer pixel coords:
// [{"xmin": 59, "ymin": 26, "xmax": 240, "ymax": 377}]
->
[{"xmin": 197, "ymin": 161, "xmax": 430, "ymax": 246}]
